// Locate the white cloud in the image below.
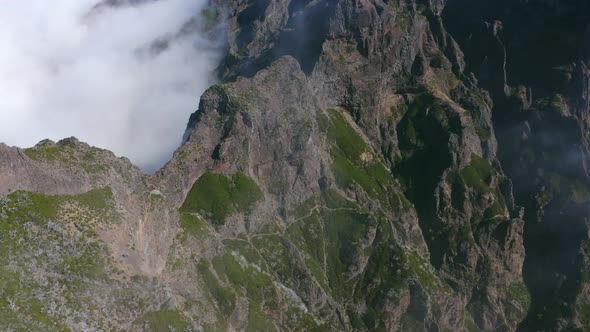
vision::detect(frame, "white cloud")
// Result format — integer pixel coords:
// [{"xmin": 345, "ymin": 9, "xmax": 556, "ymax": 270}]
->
[{"xmin": 0, "ymin": 0, "xmax": 222, "ymax": 172}]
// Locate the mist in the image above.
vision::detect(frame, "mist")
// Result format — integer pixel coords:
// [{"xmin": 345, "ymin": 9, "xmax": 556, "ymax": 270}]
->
[{"xmin": 0, "ymin": 0, "xmax": 223, "ymax": 172}]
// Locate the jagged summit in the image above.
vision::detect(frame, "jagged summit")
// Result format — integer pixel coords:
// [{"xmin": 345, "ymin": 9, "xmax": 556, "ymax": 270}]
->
[
  {"xmin": 29, "ymin": 137, "xmax": 88, "ymax": 150},
  {"xmin": 1, "ymin": 0, "xmax": 590, "ymax": 331}
]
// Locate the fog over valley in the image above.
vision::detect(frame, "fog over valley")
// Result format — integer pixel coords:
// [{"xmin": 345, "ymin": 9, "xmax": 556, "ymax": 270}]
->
[{"xmin": 0, "ymin": 0, "xmax": 221, "ymax": 172}]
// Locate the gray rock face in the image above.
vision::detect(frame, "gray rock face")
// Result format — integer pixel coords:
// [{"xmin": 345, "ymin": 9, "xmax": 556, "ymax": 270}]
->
[
  {"xmin": 214, "ymin": 0, "xmax": 529, "ymax": 328},
  {"xmin": 0, "ymin": 0, "xmax": 588, "ymax": 331},
  {"xmin": 0, "ymin": 138, "xmax": 141, "ymax": 196}
]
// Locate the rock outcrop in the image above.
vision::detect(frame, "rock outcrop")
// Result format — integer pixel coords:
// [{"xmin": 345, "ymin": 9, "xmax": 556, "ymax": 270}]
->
[{"xmin": 0, "ymin": 0, "xmax": 588, "ymax": 331}]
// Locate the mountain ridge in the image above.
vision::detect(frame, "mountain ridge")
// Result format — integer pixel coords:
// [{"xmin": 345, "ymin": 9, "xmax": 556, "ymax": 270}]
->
[{"xmin": 1, "ymin": 0, "xmax": 589, "ymax": 331}]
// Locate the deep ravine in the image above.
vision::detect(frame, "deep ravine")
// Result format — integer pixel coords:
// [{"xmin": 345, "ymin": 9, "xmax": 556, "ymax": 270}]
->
[{"xmin": 0, "ymin": 1, "xmax": 589, "ymax": 331}]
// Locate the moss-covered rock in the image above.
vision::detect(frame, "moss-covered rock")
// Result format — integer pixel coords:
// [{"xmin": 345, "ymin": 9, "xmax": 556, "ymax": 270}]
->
[
  {"xmin": 319, "ymin": 109, "xmax": 410, "ymax": 210},
  {"xmin": 181, "ymin": 172, "xmax": 263, "ymax": 224},
  {"xmin": 134, "ymin": 310, "xmax": 190, "ymax": 332},
  {"xmin": 447, "ymin": 153, "xmax": 495, "ymax": 193},
  {"xmin": 0, "ymin": 188, "xmax": 149, "ymax": 331}
]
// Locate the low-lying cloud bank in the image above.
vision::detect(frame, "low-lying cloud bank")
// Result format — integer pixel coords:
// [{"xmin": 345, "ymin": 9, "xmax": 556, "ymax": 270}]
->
[{"xmin": 0, "ymin": 0, "xmax": 222, "ymax": 172}]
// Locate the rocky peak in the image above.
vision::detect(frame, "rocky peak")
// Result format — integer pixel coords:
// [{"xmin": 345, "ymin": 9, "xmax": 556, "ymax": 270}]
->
[{"xmin": 2, "ymin": 0, "xmax": 590, "ymax": 331}]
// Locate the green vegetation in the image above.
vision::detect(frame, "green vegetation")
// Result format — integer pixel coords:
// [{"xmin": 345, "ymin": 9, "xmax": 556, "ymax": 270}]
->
[
  {"xmin": 247, "ymin": 303, "xmax": 276, "ymax": 332},
  {"xmin": 189, "ymin": 188, "xmax": 443, "ymax": 330},
  {"xmin": 577, "ymin": 304, "xmax": 590, "ymax": 328},
  {"xmin": 354, "ymin": 234, "xmax": 408, "ymax": 329},
  {"xmin": 135, "ymin": 311, "xmax": 190, "ymax": 332},
  {"xmin": 396, "ymin": 94, "xmax": 452, "ymax": 154},
  {"xmin": 390, "ymin": 103, "xmax": 409, "ymax": 121},
  {"xmin": 285, "ymin": 214, "xmax": 328, "ymax": 289},
  {"xmin": 321, "ymin": 189, "xmax": 356, "ymax": 209},
  {"xmin": 464, "ymin": 312, "xmax": 480, "ymax": 332},
  {"xmin": 319, "ymin": 109, "xmax": 408, "ymax": 210},
  {"xmin": 331, "ymin": 149, "xmax": 392, "ymax": 202},
  {"xmin": 508, "ymin": 281, "xmax": 531, "ymax": 310},
  {"xmin": 182, "ymin": 172, "xmax": 232, "ymax": 222},
  {"xmin": 475, "ymin": 127, "xmax": 492, "ymax": 140},
  {"xmin": 212, "ymin": 251, "xmax": 277, "ymax": 331},
  {"xmin": 182, "ymin": 190, "xmax": 372, "ymax": 329},
  {"xmin": 24, "ymin": 140, "xmax": 69, "ymax": 161},
  {"xmin": 179, "ymin": 213, "xmax": 210, "ymax": 241},
  {"xmin": 197, "ymin": 261, "xmax": 236, "ymax": 316},
  {"xmin": 318, "ymin": 109, "xmax": 368, "ymax": 163},
  {"xmin": 0, "ymin": 188, "xmax": 123, "ymax": 330},
  {"xmin": 208, "ymin": 241, "xmax": 323, "ymax": 331},
  {"xmin": 402, "ymin": 119, "xmax": 418, "ymax": 146},
  {"xmin": 80, "ymin": 147, "xmax": 109, "ymax": 173},
  {"xmin": 181, "ymin": 172, "xmax": 263, "ymax": 224},
  {"xmin": 350, "ymin": 219, "xmax": 439, "ymax": 329},
  {"xmin": 482, "ymin": 192, "xmax": 507, "ymax": 220},
  {"xmin": 232, "ymin": 173, "xmax": 264, "ymax": 209},
  {"xmin": 288, "ymin": 194, "xmax": 321, "ymax": 219},
  {"xmin": 461, "ymin": 154, "xmax": 494, "ymax": 191},
  {"xmin": 447, "ymin": 154, "xmax": 494, "ymax": 193},
  {"xmin": 323, "ymin": 208, "xmax": 372, "ymax": 299},
  {"xmin": 72, "ymin": 187, "xmax": 114, "ymax": 211},
  {"xmin": 23, "ymin": 142, "xmax": 108, "ymax": 173},
  {"xmin": 449, "ymin": 224, "xmax": 474, "ymax": 251},
  {"xmin": 407, "ymin": 253, "xmax": 439, "ymax": 290},
  {"xmin": 212, "ymin": 252, "xmax": 274, "ymax": 302},
  {"xmin": 542, "ymin": 172, "xmax": 590, "ymax": 204},
  {"xmin": 550, "ymin": 94, "xmax": 567, "ymax": 112},
  {"xmin": 204, "ymin": 322, "xmax": 229, "ymax": 332},
  {"xmin": 251, "ymin": 234, "xmax": 308, "ymax": 288},
  {"xmin": 395, "ymin": 11, "xmax": 412, "ymax": 31},
  {"xmin": 223, "ymin": 239, "xmax": 267, "ymax": 270},
  {"xmin": 24, "ymin": 145, "xmax": 67, "ymax": 161},
  {"xmin": 3, "ymin": 187, "xmax": 115, "ymax": 224},
  {"xmin": 447, "ymin": 154, "xmax": 509, "ymax": 223}
]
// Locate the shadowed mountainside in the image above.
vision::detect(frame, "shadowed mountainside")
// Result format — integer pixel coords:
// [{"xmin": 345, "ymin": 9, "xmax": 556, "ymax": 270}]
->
[{"xmin": 1, "ymin": 0, "xmax": 589, "ymax": 331}]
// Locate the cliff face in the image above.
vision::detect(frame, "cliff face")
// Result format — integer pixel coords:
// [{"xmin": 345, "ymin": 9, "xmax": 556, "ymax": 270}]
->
[
  {"xmin": 443, "ymin": 1, "xmax": 590, "ymax": 330},
  {"xmin": 0, "ymin": 0, "xmax": 588, "ymax": 331},
  {"xmin": 204, "ymin": 0, "xmax": 527, "ymax": 329}
]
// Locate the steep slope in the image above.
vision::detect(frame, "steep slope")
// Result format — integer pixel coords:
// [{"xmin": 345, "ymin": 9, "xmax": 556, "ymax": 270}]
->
[
  {"xmin": 443, "ymin": 0, "xmax": 590, "ymax": 330},
  {"xmin": 0, "ymin": 0, "xmax": 588, "ymax": 331}
]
